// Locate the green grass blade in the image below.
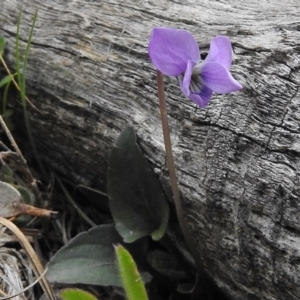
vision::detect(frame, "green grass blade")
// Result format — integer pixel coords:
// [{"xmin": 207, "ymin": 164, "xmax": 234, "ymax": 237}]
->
[
  {"xmin": 15, "ymin": 10, "xmax": 23, "ymax": 102},
  {"xmin": 60, "ymin": 288, "xmax": 98, "ymax": 300},
  {"xmin": 115, "ymin": 244, "xmax": 149, "ymax": 300},
  {"xmin": 22, "ymin": 8, "xmax": 38, "ymax": 99},
  {"xmin": 0, "ymin": 74, "xmax": 13, "ymax": 89},
  {"xmin": 0, "ymin": 36, "xmax": 5, "ymax": 56},
  {"xmin": 14, "ymin": 9, "xmax": 47, "ymax": 177},
  {"xmin": 1, "ymin": 76, "xmax": 13, "ymax": 115}
]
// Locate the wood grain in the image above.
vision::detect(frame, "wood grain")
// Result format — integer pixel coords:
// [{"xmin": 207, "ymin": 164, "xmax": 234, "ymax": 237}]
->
[{"xmin": 0, "ymin": 1, "xmax": 299, "ymax": 299}]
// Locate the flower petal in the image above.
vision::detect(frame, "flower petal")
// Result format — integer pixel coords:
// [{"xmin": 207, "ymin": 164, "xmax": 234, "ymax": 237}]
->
[
  {"xmin": 204, "ymin": 36, "xmax": 233, "ymax": 69},
  {"xmin": 179, "ymin": 59, "xmax": 195, "ymax": 96},
  {"xmin": 189, "ymin": 85, "xmax": 213, "ymax": 107},
  {"xmin": 201, "ymin": 62, "xmax": 242, "ymax": 93},
  {"xmin": 148, "ymin": 27, "xmax": 200, "ymax": 76}
]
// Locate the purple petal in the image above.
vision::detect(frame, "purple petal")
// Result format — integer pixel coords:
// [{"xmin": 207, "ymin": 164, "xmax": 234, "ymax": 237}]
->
[
  {"xmin": 204, "ymin": 36, "xmax": 233, "ymax": 70},
  {"xmin": 189, "ymin": 85, "xmax": 213, "ymax": 107},
  {"xmin": 148, "ymin": 27, "xmax": 200, "ymax": 76},
  {"xmin": 179, "ymin": 59, "xmax": 195, "ymax": 96},
  {"xmin": 201, "ymin": 62, "xmax": 242, "ymax": 93}
]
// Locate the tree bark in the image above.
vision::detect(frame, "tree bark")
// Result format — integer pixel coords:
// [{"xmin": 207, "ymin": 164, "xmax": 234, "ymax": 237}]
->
[{"xmin": 0, "ymin": 1, "xmax": 300, "ymax": 299}]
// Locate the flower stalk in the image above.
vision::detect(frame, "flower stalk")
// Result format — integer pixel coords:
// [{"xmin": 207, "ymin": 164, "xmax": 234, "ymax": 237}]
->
[
  {"xmin": 156, "ymin": 70, "xmax": 204, "ymax": 273},
  {"xmin": 156, "ymin": 70, "xmax": 182, "ymax": 220}
]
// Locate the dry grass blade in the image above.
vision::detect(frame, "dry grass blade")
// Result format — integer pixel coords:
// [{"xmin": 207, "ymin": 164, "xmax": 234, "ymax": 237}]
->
[
  {"xmin": 56, "ymin": 177, "xmax": 96, "ymax": 227},
  {"xmin": 0, "ymin": 115, "xmax": 25, "ymax": 165},
  {"xmin": 0, "ymin": 246, "xmax": 31, "ymax": 300},
  {"xmin": 0, "ymin": 217, "xmax": 56, "ymax": 300},
  {"xmin": 0, "ymin": 56, "xmax": 41, "ymax": 113},
  {"xmin": 0, "ymin": 115, "xmax": 43, "ymax": 204},
  {"xmin": 0, "ymin": 267, "xmax": 47, "ymax": 300},
  {"xmin": 13, "ymin": 202, "xmax": 59, "ymax": 219}
]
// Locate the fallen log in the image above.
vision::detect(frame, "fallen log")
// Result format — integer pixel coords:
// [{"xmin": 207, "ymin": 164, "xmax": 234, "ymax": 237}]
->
[{"xmin": 0, "ymin": 0, "xmax": 300, "ymax": 299}]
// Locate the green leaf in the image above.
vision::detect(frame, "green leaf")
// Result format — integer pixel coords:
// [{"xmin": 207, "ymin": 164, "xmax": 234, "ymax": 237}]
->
[
  {"xmin": 46, "ymin": 224, "xmax": 124, "ymax": 286},
  {"xmin": 60, "ymin": 288, "xmax": 97, "ymax": 300},
  {"xmin": 115, "ymin": 244, "xmax": 149, "ymax": 300},
  {"xmin": 2, "ymin": 109, "xmax": 14, "ymax": 119},
  {"xmin": 0, "ymin": 37, "xmax": 5, "ymax": 55},
  {"xmin": 0, "ymin": 181, "xmax": 23, "ymax": 218},
  {"xmin": 108, "ymin": 127, "xmax": 169, "ymax": 242},
  {"xmin": 0, "ymin": 75, "xmax": 13, "ymax": 89},
  {"xmin": 0, "ymin": 165, "xmax": 14, "ymax": 183}
]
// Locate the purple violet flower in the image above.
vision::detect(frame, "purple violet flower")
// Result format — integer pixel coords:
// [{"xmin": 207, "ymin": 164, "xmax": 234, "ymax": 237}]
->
[{"xmin": 148, "ymin": 27, "xmax": 242, "ymax": 107}]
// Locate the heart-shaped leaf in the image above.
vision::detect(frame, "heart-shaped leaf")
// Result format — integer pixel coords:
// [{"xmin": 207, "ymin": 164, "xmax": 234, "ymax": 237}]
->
[
  {"xmin": 46, "ymin": 224, "xmax": 123, "ymax": 286},
  {"xmin": 108, "ymin": 127, "xmax": 169, "ymax": 242}
]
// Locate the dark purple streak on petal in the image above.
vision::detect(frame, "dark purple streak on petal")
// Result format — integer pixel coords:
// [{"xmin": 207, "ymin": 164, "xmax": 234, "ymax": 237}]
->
[
  {"xmin": 180, "ymin": 59, "xmax": 196, "ymax": 96},
  {"xmin": 189, "ymin": 85, "xmax": 213, "ymax": 107}
]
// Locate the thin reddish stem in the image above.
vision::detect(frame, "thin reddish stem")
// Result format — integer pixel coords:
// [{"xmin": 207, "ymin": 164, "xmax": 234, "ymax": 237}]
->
[{"xmin": 156, "ymin": 70, "xmax": 206, "ymax": 275}]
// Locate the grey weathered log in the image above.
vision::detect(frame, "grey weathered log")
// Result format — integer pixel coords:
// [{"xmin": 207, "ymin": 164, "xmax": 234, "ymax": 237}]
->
[{"xmin": 0, "ymin": 0, "xmax": 300, "ymax": 299}]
